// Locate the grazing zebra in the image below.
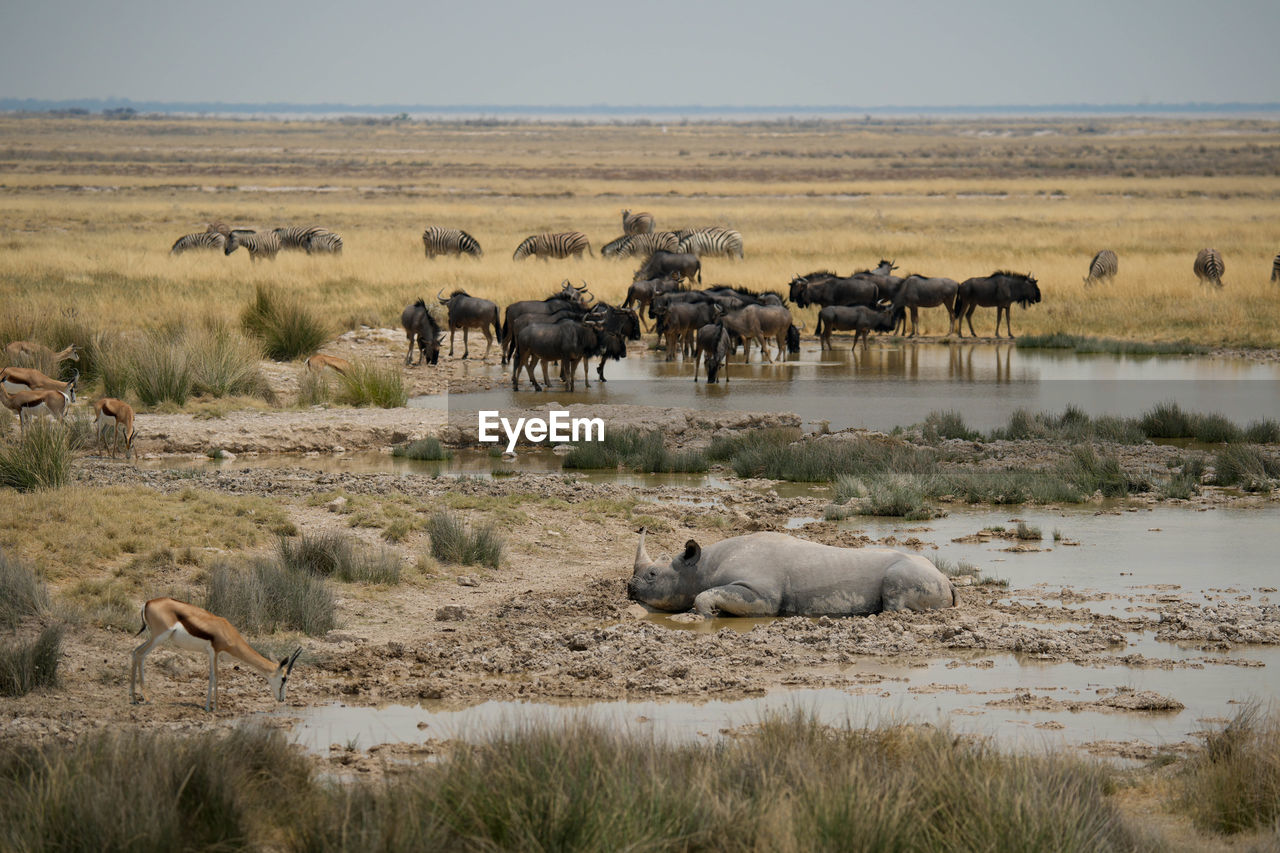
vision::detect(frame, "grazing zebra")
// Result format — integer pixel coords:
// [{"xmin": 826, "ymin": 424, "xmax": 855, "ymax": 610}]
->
[
  {"xmin": 512, "ymin": 231, "xmax": 592, "ymax": 261},
  {"xmin": 1271, "ymin": 253, "xmax": 1279, "ymax": 283},
  {"xmin": 205, "ymin": 221, "xmax": 231, "ymax": 237},
  {"xmin": 622, "ymin": 209, "xmax": 655, "ymax": 235},
  {"xmin": 272, "ymin": 226, "xmax": 329, "ymax": 252},
  {"xmin": 677, "ymin": 227, "xmax": 744, "ymax": 259},
  {"xmin": 305, "ymin": 230, "xmax": 343, "ymax": 255},
  {"xmin": 422, "ymin": 226, "xmax": 483, "ymax": 259},
  {"xmin": 170, "ymin": 231, "xmax": 226, "ymax": 255},
  {"xmin": 601, "ymin": 232, "xmax": 679, "ymax": 258},
  {"xmin": 224, "ymin": 229, "xmax": 281, "ymax": 262},
  {"xmin": 1193, "ymin": 248, "xmax": 1225, "ymax": 288},
  {"xmin": 1083, "ymin": 249, "xmax": 1118, "ymax": 287}
]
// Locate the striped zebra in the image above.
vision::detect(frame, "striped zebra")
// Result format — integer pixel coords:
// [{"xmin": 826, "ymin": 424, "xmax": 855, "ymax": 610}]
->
[
  {"xmin": 622, "ymin": 209, "xmax": 655, "ymax": 235},
  {"xmin": 305, "ymin": 230, "xmax": 343, "ymax": 255},
  {"xmin": 205, "ymin": 221, "xmax": 231, "ymax": 237},
  {"xmin": 272, "ymin": 226, "xmax": 328, "ymax": 252},
  {"xmin": 677, "ymin": 227, "xmax": 744, "ymax": 259},
  {"xmin": 512, "ymin": 231, "xmax": 592, "ymax": 261},
  {"xmin": 1271, "ymin": 253, "xmax": 1279, "ymax": 282},
  {"xmin": 601, "ymin": 231, "xmax": 679, "ymax": 258},
  {"xmin": 170, "ymin": 231, "xmax": 225, "ymax": 255},
  {"xmin": 1193, "ymin": 248, "xmax": 1225, "ymax": 288},
  {"xmin": 422, "ymin": 226, "xmax": 483, "ymax": 259},
  {"xmin": 1083, "ymin": 249, "xmax": 1118, "ymax": 286},
  {"xmin": 225, "ymin": 229, "xmax": 281, "ymax": 261}
]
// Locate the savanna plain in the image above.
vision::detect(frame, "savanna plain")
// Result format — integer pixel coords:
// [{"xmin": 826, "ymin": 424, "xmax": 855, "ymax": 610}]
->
[{"xmin": 2, "ymin": 114, "xmax": 1280, "ymax": 850}]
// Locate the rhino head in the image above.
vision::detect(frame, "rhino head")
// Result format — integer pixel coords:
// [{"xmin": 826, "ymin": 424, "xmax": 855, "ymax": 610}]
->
[{"xmin": 628, "ymin": 528, "xmax": 703, "ymax": 611}]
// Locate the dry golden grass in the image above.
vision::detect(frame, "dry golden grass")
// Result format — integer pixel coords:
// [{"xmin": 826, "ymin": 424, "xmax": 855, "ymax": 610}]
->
[{"xmin": 2, "ymin": 115, "xmax": 1278, "ymax": 345}]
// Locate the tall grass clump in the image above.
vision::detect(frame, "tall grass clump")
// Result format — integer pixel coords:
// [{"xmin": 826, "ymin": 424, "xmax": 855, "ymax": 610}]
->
[
  {"xmin": 706, "ymin": 426, "xmax": 804, "ymax": 461},
  {"xmin": 277, "ymin": 531, "xmax": 401, "ymax": 584},
  {"xmin": 335, "ymin": 359, "xmax": 407, "ymax": 408},
  {"xmin": 1243, "ymin": 418, "xmax": 1280, "ymax": 444},
  {"xmin": 730, "ymin": 434, "xmax": 939, "ymax": 482},
  {"xmin": 0, "ymin": 421, "xmax": 77, "ymax": 491},
  {"xmin": 296, "ymin": 366, "xmax": 332, "ymax": 406},
  {"xmin": 562, "ymin": 429, "xmax": 708, "ymax": 473},
  {"xmin": 1056, "ymin": 446, "xmax": 1139, "ymax": 497},
  {"xmin": 857, "ymin": 475, "xmax": 940, "ymax": 520},
  {"xmin": 204, "ymin": 559, "xmax": 336, "ymax": 636},
  {"xmin": 240, "ymin": 284, "xmax": 330, "ymax": 361},
  {"xmin": 0, "ymin": 625, "xmax": 63, "ymax": 697},
  {"xmin": 0, "ymin": 551, "xmax": 50, "ymax": 629},
  {"xmin": 1017, "ymin": 333, "xmax": 1206, "ymax": 356},
  {"xmin": 0, "ymin": 727, "xmax": 312, "ymax": 850},
  {"xmin": 426, "ymin": 510, "xmax": 503, "ymax": 569},
  {"xmin": 922, "ymin": 409, "xmax": 980, "ymax": 442},
  {"xmin": 1212, "ymin": 445, "xmax": 1280, "ymax": 491},
  {"xmin": 392, "ymin": 437, "xmax": 451, "ymax": 460},
  {"xmin": 0, "ymin": 309, "xmax": 103, "ymax": 382},
  {"xmin": 185, "ymin": 321, "xmax": 274, "ymax": 401},
  {"xmin": 1179, "ymin": 705, "xmax": 1280, "ymax": 835},
  {"xmin": 128, "ymin": 328, "xmax": 194, "ymax": 406}
]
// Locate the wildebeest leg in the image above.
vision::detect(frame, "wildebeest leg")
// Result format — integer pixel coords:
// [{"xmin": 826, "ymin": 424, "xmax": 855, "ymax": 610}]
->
[
  {"xmin": 909, "ymin": 307, "xmax": 919, "ymax": 338},
  {"xmin": 964, "ymin": 305, "xmax": 977, "ymax": 338},
  {"xmin": 462, "ymin": 328, "xmax": 471, "ymax": 360},
  {"xmin": 693, "ymin": 350, "xmax": 701, "ymax": 383},
  {"xmin": 693, "ymin": 583, "xmax": 779, "ymax": 617},
  {"xmin": 596, "ymin": 356, "xmax": 607, "ymax": 383},
  {"xmin": 757, "ymin": 335, "xmax": 772, "ymax": 364},
  {"xmin": 405, "ymin": 336, "xmax": 415, "ymax": 365},
  {"xmin": 579, "ymin": 357, "xmax": 590, "ymax": 389},
  {"xmin": 526, "ymin": 355, "xmax": 543, "ymax": 391},
  {"xmin": 481, "ymin": 328, "xmax": 493, "ymax": 359},
  {"xmin": 449, "ymin": 328, "xmax": 456, "ymax": 357}
]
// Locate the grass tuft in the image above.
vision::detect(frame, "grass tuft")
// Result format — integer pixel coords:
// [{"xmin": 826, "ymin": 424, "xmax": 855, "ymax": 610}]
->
[
  {"xmin": 426, "ymin": 510, "xmax": 503, "ymax": 569},
  {"xmin": 240, "ymin": 284, "xmax": 330, "ymax": 361},
  {"xmin": 392, "ymin": 437, "xmax": 451, "ymax": 460},
  {"xmin": 1212, "ymin": 445, "xmax": 1280, "ymax": 491},
  {"xmin": 1179, "ymin": 704, "xmax": 1280, "ymax": 835},
  {"xmin": 277, "ymin": 532, "xmax": 401, "ymax": 584},
  {"xmin": 0, "ymin": 625, "xmax": 63, "ymax": 697},
  {"xmin": 204, "ymin": 559, "xmax": 336, "ymax": 636},
  {"xmin": 0, "ymin": 421, "xmax": 77, "ymax": 491},
  {"xmin": 334, "ymin": 359, "xmax": 407, "ymax": 408},
  {"xmin": 0, "ymin": 551, "xmax": 50, "ymax": 629},
  {"xmin": 563, "ymin": 429, "xmax": 708, "ymax": 473}
]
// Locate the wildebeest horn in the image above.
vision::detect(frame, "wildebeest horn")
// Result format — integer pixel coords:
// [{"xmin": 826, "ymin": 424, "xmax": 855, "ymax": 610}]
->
[
  {"xmin": 437, "ymin": 287, "xmax": 448, "ymax": 305},
  {"xmin": 634, "ymin": 527, "xmax": 653, "ymax": 571}
]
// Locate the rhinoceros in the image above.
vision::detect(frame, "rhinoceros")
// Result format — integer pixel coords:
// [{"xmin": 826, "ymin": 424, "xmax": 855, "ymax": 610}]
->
[{"xmin": 628, "ymin": 530, "xmax": 957, "ymax": 617}]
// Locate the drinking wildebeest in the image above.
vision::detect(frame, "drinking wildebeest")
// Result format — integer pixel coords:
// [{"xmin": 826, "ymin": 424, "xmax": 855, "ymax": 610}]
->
[
  {"xmin": 629, "ymin": 529, "xmax": 957, "ymax": 617},
  {"xmin": 788, "ymin": 271, "xmax": 879, "ymax": 309},
  {"xmin": 891, "ymin": 275, "xmax": 959, "ymax": 337},
  {"xmin": 693, "ymin": 321, "xmax": 732, "ymax": 384},
  {"xmin": 623, "ymin": 273, "xmax": 685, "ymax": 331},
  {"xmin": 582, "ymin": 302, "xmax": 640, "ymax": 382},
  {"xmin": 662, "ymin": 301, "xmax": 723, "ymax": 361},
  {"xmin": 511, "ymin": 318, "xmax": 620, "ymax": 392},
  {"xmin": 634, "ymin": 250, "xmax": 701, "ymax": 285},
  {"xmin": 816, "ymin": 304, "xmax": 903, "ymax": 350},
  {"xmin": 721, "ymin": 304, "xmax": 794, "ymax": 363},
  {"xmin": 437, "ymin": 288, "xmax": 501, "ymax": 360},
  {"xmin": 400, "ymin": 299, "xmax": 443, "ymax": 366},
  {"xmin": 954, "ymin": 272, "xmax": 1042, "ymax": 339},
  {"xmin": 500, "ymin": 282, "xmax": 592, "ymax": 364}
]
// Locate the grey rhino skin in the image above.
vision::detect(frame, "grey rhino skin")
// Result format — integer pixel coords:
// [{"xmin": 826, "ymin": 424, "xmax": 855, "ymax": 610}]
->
[{"xmin": 629, "ymin": 530, "xmax": 956, "ymax": 617}]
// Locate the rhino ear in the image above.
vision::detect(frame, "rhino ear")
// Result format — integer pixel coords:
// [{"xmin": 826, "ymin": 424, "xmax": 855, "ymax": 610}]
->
[{"xmin": 682, "ymin": 540, "xmax": 701, "ymax": 564}]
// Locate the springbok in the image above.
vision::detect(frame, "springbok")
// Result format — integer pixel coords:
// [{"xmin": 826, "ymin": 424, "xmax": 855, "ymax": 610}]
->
[
  {"xmin": 305, "ymin": 353, "xmax": 352, "ymax": 375},
  {"xmin": 0, "ymin": 384, "xmax": 70, "ymax": 428},
  {"xmin": 4, "ymin": 341, "xmax": 79, "ymax": 368},
  {"xmin": 130, "ymin": 597, "xmax": 302, "ymax": 712},
  {"xmin": 1, "ymin": 366, "xmax": 78, "ymax": 403},
  {"xmin": 94, "ymin": 397, "xmax": 136, "ymax": 458}
]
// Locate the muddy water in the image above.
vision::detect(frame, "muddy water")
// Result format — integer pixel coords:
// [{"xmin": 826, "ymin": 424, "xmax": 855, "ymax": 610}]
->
[{"xmin": 439, "ymin": 342, "xmax": 1280, "ymax": 431}]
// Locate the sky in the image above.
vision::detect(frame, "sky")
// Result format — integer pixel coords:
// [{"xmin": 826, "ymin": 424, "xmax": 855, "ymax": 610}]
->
[{"xmin": 2, "ymin": 0, "xmax": 1278, "ymax": 107}]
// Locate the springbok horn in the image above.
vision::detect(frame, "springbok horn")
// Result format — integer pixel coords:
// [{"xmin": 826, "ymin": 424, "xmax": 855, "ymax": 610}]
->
[
  {"xmin": 437, "ymin": 287, "xmax": 448, "ymax": 304},
  {"xmin": 634, "ymin": 527, "xmax": 653, "ymax": 572},
  {"xmin": 286, "ymin": 647, "xmax": 302, "ymax": 674}
]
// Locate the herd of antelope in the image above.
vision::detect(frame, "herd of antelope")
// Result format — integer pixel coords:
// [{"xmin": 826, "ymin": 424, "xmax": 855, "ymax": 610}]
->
[{"xmin": 0, "ymin": 341, "xmax": 135, "ymax": 457}]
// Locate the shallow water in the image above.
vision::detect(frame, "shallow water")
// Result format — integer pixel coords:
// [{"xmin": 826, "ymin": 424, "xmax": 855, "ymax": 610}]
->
[{"xmin": 438, "ymin": 342, "xmax": 1280, "ymax": 431}]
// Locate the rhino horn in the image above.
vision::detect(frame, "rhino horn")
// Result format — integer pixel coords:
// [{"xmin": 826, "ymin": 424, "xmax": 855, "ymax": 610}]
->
[{"xmin": 634, "ymin": 527, "xmax": 654, "ymax": 571}]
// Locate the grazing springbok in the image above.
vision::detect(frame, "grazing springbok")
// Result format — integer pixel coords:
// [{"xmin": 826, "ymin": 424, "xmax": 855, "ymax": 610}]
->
[
  {"xmin": 1, "ymin": 366, "xmax": 78, "ymax": 403},
  {"xmin": 305, "ymin": 354, "xmax": 352, "ymax": 375},
  {"xmin": 4, "ymin": 341, "xmax": 79, "ymax": 369},
  {"xmin": 130, "ymin": 597, "xmax": 302, "ymax": 712},
  {"xmin": 94, "ymin": 397, "xmax": 136, "ymax": 458},
  {"xmin": 0, "ymin": 384, "xmax": 71, "ymax": 428}
]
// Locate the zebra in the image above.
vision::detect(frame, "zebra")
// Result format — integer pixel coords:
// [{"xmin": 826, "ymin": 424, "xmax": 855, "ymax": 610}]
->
[
  {"xmin": 422, "ymin": 226, "xmax": 483, "ymax": 259},
  {"xmin": 170, "ymin": 231, "xmax": 226, "ymax": 255},
  {"xmin": 601, "ymin": 231, "xmax": 679, "ymax": 258},
  {"xmin": 305, "ymin": 230, "xmax": 343, "ymax": 255},
  {"xmin": 225, "ymin": 229, "xmax": 281, "ymax": 261},
  {"xmin": 622, "ymin": 209, "xmax": 655, "ymax": 235},
  {"xmin": 1193, "ymin": 248, "xmax": 1225, "ymax": 288},
  {"xmin": 272, "ymin": 226, "xmax": 329, "ymax": 252},
  {"xmin": 1271, "ymin": 253, "xmax": 1279, "ymax": 283},
  {"xmin": 677, "ymin": 227, "xmax": 744, "ymax": 259},
  {"xmin": 512, "ymin": 231, "xmax": 592, "ymax": 261},
  {"xmin": 1083, "ymin": 249, "xmax": 1118, "ymax": 287},
  {"xmin": 205, "ymin": 221, "xmax": 231, "ymax": 237}
]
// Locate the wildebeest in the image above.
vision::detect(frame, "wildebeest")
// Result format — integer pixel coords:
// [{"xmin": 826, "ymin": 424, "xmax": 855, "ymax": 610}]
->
[
  {"xmin": 437, "ymin": 288, "xmax": 501, "ymax": 360},
  {"xmin": 662, "ymin": 301, "xmax": 723, "ymax": 361},
  {"xmin": 622, "ymin": 209, "xmax": 655, "ymax": 235},
  {"xmin": 721, "ymin": 304, "xmax": 794, "ymax": 363},
  {"xmin": 635, "ymin": 250, "xmax": 701, "ymax": 285},
  {"xmin": 954, "ymin": 272, "xmax": 1042, "ymax": 338},
  {"xmin": 891, "ymin": 275, "xmax": 959, "ymax": 337},
  {"xmin": 400, "ymin": 299, "xmax": 443, "ymax": 365},
  {"xmin": 512, "ymin": 318, "xmax": 619, "ymax": 392},
  {"xmin": 623, "ymin": 274, "xmax": 685, "ymax": 331},
  {"xmin": 1084, "ymin": 249, "xmax": 1118, "ymax": 287},
  {"xmin": 816, "ymin": 304, "xmax": 903, "ymax": 350},
  {"xmin": 788, "ymin": 271, "xmax": 879, "ymax": 309},
  {"xmin": 512, "ymin": 231, "xmax": 592, "ymax": 261},
  {"xmin": 1194, "ymin": 248, "xmax": 1225, "ymax": 288},
  {"xmin": 582, "ymin": 302, "xmax": 640, "ymax": 382},
  {"xmin": 501, "ymin": 282, "xmax": 593, "ymax": 365},
  {"xmin": 693, "ymin": 322, "xmax": 732, "ymax": 384}
]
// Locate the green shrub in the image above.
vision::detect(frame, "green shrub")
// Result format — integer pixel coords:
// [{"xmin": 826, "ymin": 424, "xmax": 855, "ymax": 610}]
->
[
  {"xmin": 706, "ymin": 426, "xmax": 803, "ymax": 461},
  {"xmin": 0, "ymin": 551, "xmax": 49, "ymax": 629},
  {"xmin": 0, "ymin": 625, "xmax": 62, "ymax": 697},
  {"xmin": 1213, "ymin": 445, "xmax": 1280, "ymax": 491},
  {"xmin": 857, "ymin": 475, "xmax": 939, "ymax": 520},
  {"xmin": 335, "ymin": 359, "xmax": 407, "ymax": 408},
  {"xmin": 923, "ymin": 410, "xmax": 980, "ymax": 442},
  {"xmin": 1015, "ymin": 521, "xmax": 1042, "ymax": 540},
  {"xmin": 1243, "ymin": 418, "xmax": 1280, "ymax": 444},
  {"xmin": 0, "ymin": 420, "xmax": 77, "ymax": 491},
  {"xmin": 427, "ymin": 511, "xmax": 503, "ymax": 569},
  {"xmin": 130, "ymin": 329, "xmax": 194, "ymax": 406},
  {"xmin": 277, "ymin": 532, "xmax": 401, "ymax": 584},
  {"xmin": 204, "ymin": 559, "xmax": 336, "ymax": 636},
  {"xmin": 562, "ymin": 429, "xmax": 707, "ymax": 473},
  {"xmin": 392, "ymin": 437, "xmax": 451, "ymax": 460},
  {"xmin": 240, "ymin": 284, "xmax": 330, "ymax": 361},
  {"xmin": 186, "ymin": 322, "xmax": 274, "ymax": 401},
  {"xmin": 1138, "ymin": 401, "xmax": 1194, "ymax": 439}
]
